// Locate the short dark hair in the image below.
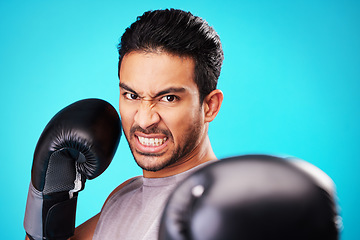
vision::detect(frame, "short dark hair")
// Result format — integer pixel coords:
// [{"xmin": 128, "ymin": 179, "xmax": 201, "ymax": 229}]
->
[{"xmin": 117, "ymin": 9, "xmax": 224, "ymax": 102}]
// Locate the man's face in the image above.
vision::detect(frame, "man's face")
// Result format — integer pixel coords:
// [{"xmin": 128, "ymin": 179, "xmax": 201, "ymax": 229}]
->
[{"xmin": 119, "ymin": 51, "xmax": 206, "ymax": 174}]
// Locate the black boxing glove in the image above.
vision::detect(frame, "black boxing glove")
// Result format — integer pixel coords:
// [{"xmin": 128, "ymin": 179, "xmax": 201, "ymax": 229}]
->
[
  {"xmin": 159, "ymin": 155, "xmax": 339, "ymax": 240},
  {"xmin": 24, "ymin": 98, "xmax": 121, "ymax": 240}
]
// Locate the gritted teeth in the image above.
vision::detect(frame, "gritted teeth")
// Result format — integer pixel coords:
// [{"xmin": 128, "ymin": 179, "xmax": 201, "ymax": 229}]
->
[{"xmin": 138, "ymin": 136, "xmax": 167, "ymax": 146}]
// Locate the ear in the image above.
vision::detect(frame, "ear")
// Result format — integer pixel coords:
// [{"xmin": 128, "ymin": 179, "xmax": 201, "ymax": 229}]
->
[{"xmin": 203, "ymin": 89, "xmax": 223, "ymax": 123}]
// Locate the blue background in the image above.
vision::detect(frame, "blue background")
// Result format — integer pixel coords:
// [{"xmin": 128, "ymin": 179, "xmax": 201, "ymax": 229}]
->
[{"xmin": 1, "ymin": 0, "xmax": 359, "ymax": 239}]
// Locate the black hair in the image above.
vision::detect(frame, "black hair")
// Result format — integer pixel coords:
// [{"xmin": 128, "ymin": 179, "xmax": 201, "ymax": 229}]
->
[{"xmin": 117, "ymin": 9, "xmax": 224, "ymax": 102}]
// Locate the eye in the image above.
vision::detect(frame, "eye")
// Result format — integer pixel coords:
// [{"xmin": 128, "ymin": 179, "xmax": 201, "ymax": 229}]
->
[
  {"xmin": 161, "ymin": 95, "xmax": 178, "ymax": 102},
  {"xmin": 124, "ymin": 92, "xmax": 139, "ymax": 100}
]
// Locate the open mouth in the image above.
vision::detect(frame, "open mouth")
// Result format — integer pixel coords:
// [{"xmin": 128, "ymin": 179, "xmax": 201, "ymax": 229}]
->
[
  {"xmin": 134, "ymin": 133, "xmax": 170, "ymax": 155},
  {"xmin": 137, "ymin": 136, "xmax": 168, "ymax": 147}
]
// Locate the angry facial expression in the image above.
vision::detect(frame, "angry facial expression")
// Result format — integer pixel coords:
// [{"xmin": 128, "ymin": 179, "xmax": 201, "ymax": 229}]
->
[{"xmin": 119, "ymin": 51, "xmax": 207, "ymax": 175}]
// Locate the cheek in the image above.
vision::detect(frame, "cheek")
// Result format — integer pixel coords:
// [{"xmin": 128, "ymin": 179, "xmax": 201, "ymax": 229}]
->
[
  {"xmin": 162, "ymin": 104, "xmax": 203, "ymax": 139},
  {"xmin": 119, "ymin": 103, "xmax": 134, "ymax": 133}
]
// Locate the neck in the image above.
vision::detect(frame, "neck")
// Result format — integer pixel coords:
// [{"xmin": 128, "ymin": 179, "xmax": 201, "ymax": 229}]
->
[{"xmin": 143, "ymin": 135, "xmax": 217, "ymax": 178}]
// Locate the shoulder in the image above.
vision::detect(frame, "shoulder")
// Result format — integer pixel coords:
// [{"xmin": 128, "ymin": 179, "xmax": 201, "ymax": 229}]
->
[
  {"xmin": 71, "ymin": 176, "xmax": 142, "ymax": 239},
  {"xmin": 102, "ymin": 176, "xmax": 142, "ymax": 209},
  {"xmin": 70, "ymin": 176, "xmax": 140, "ymax": 240}
]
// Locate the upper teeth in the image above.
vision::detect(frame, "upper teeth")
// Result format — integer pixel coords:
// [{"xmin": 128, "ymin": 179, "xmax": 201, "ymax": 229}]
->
[{"xmin": 138, "ymin": 136, "xmax": 167, "ymax": 146}]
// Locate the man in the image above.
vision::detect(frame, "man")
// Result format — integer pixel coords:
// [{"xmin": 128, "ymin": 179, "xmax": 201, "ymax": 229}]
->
[
  {"xmin": 70, "ymin": 9, "xmax": 224, "ymax": 239},
  {"xmin": 24, "ymin": 8, "xmax": 340, "ymax": 240}
]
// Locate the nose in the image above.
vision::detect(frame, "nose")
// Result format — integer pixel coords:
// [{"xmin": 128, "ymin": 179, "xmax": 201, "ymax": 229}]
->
[{"xmin": 134, "ymin": 100, "xmax": 161, "ymax": 130}]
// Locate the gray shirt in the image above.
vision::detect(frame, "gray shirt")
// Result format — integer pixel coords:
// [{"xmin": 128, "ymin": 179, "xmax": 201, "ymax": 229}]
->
[{"xmin": 93, "ymin": 162, "xmax": 213, "ymax": 240}]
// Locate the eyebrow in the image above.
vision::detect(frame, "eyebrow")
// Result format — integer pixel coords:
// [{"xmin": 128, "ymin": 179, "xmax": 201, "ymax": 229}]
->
[
  {"xmin": 119, "ymin": 82, "xmax": 186, "ymax": 98},
  {"xmin": 119, "ymin": 82, "xmax": 136, "ymax": 94}
]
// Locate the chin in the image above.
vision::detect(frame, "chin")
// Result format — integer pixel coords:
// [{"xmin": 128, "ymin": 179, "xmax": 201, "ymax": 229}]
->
[
  {"xmin": 135, "ymin": 154, "xmax": 176, "ymax": 172},
  {"xmin": 136, "ymin": 161, "xmax": 167, "ymax": 172}
]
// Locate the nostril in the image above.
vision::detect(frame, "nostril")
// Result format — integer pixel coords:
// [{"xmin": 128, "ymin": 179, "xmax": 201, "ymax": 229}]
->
[{"xmin": 134, "ymin": 104, "xmax": 161, "ymax": 129}]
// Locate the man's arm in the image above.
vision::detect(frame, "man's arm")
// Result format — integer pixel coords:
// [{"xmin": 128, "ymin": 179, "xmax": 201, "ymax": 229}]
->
[
  {"xmin": 69, "ymin": 213, "xmax": 100, "ymax": 240},
  {"xmin": 25, "ymin": 176, "xmax": 138, "ymax": 240},
  {"xmin": 24, "ymin": 99, "xmax": 121, "ymax": 240},
  {"xmin": 25, "ymin": 214, "xmax": 99, "ymax": 240},
  {"xmin": 24, "ymin": 207, "xmax": 100, "ymax": 240}
]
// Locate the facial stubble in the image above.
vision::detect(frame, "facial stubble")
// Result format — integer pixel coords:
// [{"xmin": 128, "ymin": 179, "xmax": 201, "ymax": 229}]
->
[{"xmin": 127, "ymin": 119, "xmax": 203, "ymax": 172}]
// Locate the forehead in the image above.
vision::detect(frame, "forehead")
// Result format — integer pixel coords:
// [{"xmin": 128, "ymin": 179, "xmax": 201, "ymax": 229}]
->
[{"xmin": 119, "ymin": 51, "xmax": 197, "ymax": 95}]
